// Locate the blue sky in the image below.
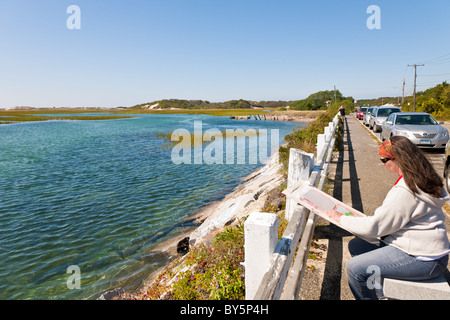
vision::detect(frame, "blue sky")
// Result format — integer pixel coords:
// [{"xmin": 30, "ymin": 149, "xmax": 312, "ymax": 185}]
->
[{"xmin": 1, "ymin": 0, "xmax": 450, "ymax": 108}]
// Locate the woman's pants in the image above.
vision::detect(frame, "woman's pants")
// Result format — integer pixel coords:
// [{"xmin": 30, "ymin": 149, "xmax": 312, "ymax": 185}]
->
[{"xmin": 346, "ymin": 237, "xmax": 449, "ymax": 300}]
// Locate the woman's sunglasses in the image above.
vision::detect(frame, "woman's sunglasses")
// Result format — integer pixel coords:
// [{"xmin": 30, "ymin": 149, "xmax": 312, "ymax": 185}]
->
[{"xmin": 380, "ymin": 158, "xmax": 393, "ymax": 164}]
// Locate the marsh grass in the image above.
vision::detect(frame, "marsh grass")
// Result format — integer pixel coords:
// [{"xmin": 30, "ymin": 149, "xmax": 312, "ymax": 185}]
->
[
  {"xmin": 155, "ymin": 128, "xmax": 262, "ymax": 149},
  {"xmin": 0, "ymin": 109, "xmax": 135, "ymax": 124},
  {"xmin": 0, "ymin": 108, "xmax": 322, "ymax": 124}
]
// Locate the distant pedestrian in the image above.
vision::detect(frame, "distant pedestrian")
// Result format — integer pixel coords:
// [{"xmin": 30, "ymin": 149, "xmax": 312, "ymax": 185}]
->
[
  {"xmin": 339, "ymin": 106, "xmax": 345, "ymax": 122},
  {"xmin": 325, "ymin": 136, "xmax": 450, "ymax": 300}
]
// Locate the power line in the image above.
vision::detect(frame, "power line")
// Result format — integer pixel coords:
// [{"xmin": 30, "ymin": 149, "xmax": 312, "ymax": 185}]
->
[
  {"xmin": 419, "ymin": 72, "xmax": 450, "ymax": 77},
  {"xmin": 418, "ymin": 52, "xmax": 450, "ymax": 65}
]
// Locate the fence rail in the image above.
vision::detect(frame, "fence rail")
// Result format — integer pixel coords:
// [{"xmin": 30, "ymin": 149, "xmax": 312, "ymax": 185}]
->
[{"xmin": 244, "ymin": 113, "xmax": 340, "ymax": 300}]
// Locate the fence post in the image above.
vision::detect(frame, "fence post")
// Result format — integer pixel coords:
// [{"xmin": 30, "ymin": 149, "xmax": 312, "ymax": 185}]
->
[
  {"xmin": 324, "ymin": 126, "xmax": 331, "ymax": 141},
  {"xmin": 285, "ymin": 148, "xmax": 314, "ymax": 221},
  {"xmin": 244, "ymin": 212, "xmax": 278, "ymax": 300},
  {"xmin": 316, "ymin": 133, "xmax": 326, "ymax": 164}
]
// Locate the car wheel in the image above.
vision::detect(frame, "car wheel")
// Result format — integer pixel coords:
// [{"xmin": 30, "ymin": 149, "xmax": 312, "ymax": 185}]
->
[{"xmin": 445, "ymin": 162, "xmax": 450, "ymax": 193}]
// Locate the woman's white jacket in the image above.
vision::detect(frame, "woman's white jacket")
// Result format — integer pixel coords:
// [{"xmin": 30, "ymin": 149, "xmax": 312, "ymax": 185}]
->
[{"xmin": 340, "ymin": 177, "xmax": 450, "ymax": 257}]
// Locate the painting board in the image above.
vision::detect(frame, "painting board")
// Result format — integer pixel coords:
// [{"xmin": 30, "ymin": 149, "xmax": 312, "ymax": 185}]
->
[{"xmin": 282, "ymin": 181, "xmax": 365, "ymax": 233}]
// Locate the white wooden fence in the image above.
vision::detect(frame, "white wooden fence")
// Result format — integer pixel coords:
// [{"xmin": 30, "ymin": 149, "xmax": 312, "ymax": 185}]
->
[{"xmin": 244, "ymin": 113, "xmax": 340, "ymax": 300}]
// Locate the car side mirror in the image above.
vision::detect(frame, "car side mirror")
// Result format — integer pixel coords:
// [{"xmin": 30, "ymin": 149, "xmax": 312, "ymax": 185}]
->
[{"xmin": 439, "ymin": 121, "xmax": 444, "ymax": 125}]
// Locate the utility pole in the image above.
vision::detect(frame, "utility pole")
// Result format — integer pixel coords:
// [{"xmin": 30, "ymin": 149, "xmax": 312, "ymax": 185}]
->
[
  {"xmin": 401, "ymin": 78, "xmax": 405, "ymax": 106},
  {"xmin": 407, "ymin": 64, "xmax": 424, "ymax": 112},
  {"xmin": 334, "ymin": 85, "xmax": 337, "ymax": 104}
]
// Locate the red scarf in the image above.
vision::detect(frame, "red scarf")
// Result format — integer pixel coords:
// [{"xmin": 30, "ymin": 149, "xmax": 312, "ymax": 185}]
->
[{"xmin": 395, "ymin": 175, "xmax": 403, "ymax": 185}]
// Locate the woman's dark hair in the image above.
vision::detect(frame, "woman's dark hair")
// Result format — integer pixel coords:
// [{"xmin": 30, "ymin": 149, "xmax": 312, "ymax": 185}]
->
[{"xmin": 390, "ymin": 135, "xmax": 444, "ymax": 198}]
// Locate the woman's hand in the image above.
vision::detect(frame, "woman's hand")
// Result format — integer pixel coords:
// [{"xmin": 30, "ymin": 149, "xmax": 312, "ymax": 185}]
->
[{"xmin": 325, "ymin": 210, "xmax": 343, "ymax": 223}]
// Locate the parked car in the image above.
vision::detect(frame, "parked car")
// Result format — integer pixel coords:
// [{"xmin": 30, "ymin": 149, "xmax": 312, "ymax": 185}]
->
[
  {"xmin": 356, "ymin": 106, "xmax": 368, "ymax": 120},
  {"xmin": 362, "ymin": 107, "xmax": 376, "ymax": 127},
  {"xmin": 380, "ymin": 112, "xmax": 449, "ymax": 149},
  {"xmin": 369, "ymin": 106, "xmax": 402, "ymax": 132}
]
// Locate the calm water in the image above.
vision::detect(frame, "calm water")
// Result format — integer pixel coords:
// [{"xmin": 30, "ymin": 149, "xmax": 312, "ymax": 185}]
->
[{"xmin": 0, "ymin": 114, "xmax": 303, "ymax": 300}]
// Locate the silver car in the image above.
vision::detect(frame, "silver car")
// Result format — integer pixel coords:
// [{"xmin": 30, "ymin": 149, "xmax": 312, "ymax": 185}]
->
[
  {"xmin": 363, "ymin": 107, "xmax": 377, "ymax": 127},
  {"xmin": 369, "ymin": 106, "xmax": 401, "ymax": 132},
  {"xmin": 381, "ymin": 112, "xmax": 449, "ymax": 149}
]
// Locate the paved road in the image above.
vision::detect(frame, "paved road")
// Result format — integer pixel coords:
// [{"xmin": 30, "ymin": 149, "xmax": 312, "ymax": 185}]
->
[{"xmin": 313, "ymin": 114, "xmax": 450, "ymax": 300}]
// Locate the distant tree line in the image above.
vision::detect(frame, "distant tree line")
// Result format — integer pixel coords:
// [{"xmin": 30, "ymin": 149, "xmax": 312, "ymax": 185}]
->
[
  {"xmin": 289, "ymin": 90, "xmax": 350, "ymax": 110},
  {"xmin": 129, "ymin": 99, "xmax": 290, "ymax": 110},
  {"xmin": 128, "ymin": 83, "xmax": 450, "ymax": 120},
  {"xmin": 129, "ymin": 89, "xmax": 354, "ymax": 111}
]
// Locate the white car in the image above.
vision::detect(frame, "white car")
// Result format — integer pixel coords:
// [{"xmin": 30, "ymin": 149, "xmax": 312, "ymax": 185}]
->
[
  {"xmin": 362, "ymin": 107, "xmax": 376, "ymax": 127},
  {"xmin": 369, "ymin": 106, "xmax": 401, "ymax": 132}
]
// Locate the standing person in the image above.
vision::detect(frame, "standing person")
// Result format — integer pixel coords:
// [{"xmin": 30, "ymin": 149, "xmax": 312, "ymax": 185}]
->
[
  {"xmin": 339, "ymin": 106, "xmax": 345, "ymax": 122},
  {"xmin": 326, "ymin": 136, "xmax": 450, "ymax": 300}
]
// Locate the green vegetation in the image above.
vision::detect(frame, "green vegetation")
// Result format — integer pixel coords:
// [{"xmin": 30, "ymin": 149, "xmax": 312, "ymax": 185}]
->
[
  {"xmin": 357, "ymin": 96, "xmax": 400, "ymax": 107},
  {"xmin": 290, "ymin": 89, "xmax": 349, "ymax": 110},
  {"xmin": 143, "ymin": 220, "xmax": 247, "ymax": 300},
  {"xmin": 129, "ymin": 99, "xmax": 288, "ymax": 110},
  {"xmin": 0, "ymin": 109, "xmax": 135, "ymax": 124},
  {"xmin": 0, "ymin": 108, "xmax": 269, "ymax": 124},
  {"xmin": 155, "ymin": 128, "xmax": 261, "ymax": 150},
  {"xmin": 401, "ymin": 82, "xmax": 450, "ymax": 120},
  {"xmin": 121, "ymin": 108, "xmax": 266, "ymax": 117},
  {"xmin": 279, "ymin": 101, "xmax": 346, "ymax": 174},
  {"xmin": 142, "ymin": 206, "xmax": 290, "ymax": 300},
  {"xmin": 129, "ymin": 93, "xmax": 352, "ymax": 113}
]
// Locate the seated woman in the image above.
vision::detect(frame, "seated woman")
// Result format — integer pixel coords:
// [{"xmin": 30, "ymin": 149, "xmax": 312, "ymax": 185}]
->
[{"xmin": 326, "ymin": 136, "xmax": 450, "ymax": 300}]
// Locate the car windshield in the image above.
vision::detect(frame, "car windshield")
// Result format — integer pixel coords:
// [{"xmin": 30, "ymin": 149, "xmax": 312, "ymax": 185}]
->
[
  {"xmin": 395, "ymin": 114, "xmax": 438, "ymax": 125},
  {"xmin": 376, "ymin": 108, "xmax": 400, "ymax": 117}
]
